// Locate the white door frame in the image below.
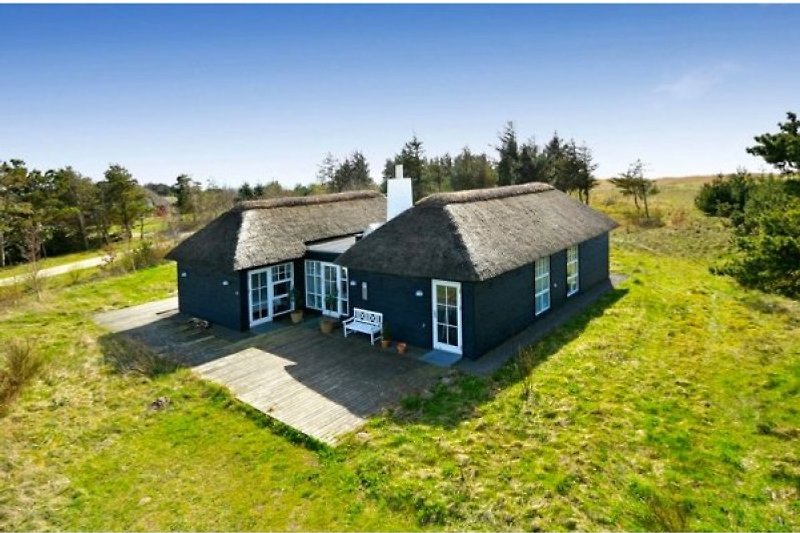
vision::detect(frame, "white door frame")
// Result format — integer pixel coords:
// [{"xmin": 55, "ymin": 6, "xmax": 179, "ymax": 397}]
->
[
  {"xmin": 248, "ymin": 266, "xmax": 272, "ymax": 327},
  {"xmin": 431, "ymin": 279, "xmax": 463, "ymax": 354},
  {"xmin": 248, "ymin": 263, "xmax": 295, "ymax": 327},
  {"xmin": 320, "ymin": 262, "xmax": 348, "ymax": 317}
]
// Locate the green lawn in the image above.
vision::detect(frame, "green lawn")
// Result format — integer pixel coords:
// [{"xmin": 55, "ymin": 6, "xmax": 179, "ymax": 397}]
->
[{"xmin": 1, "ymin": 179, "xmax": 798, "ymax": 531}]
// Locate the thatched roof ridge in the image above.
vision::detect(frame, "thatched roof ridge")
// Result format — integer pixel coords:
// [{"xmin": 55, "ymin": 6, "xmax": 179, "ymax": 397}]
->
[
  {"xmin": 337, "ymin": 184, "xmax": 618, "ymax": 281},
  {"xmin": 167, "ymin": 190, "xmax": 386, "ymax": 271},
  {"xmin": 235, "ymin": 190, "xmax": 380, "ymax": 211},
  {"xmin": 418, "ymin": 182, "xmax": 553, "ymax": 207}
]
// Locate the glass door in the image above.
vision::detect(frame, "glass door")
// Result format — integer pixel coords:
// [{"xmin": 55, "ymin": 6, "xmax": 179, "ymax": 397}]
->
[
  {"xmin": 321, "ymin": 262, "xmax": 348, "ymax": 317},
  {"xmin": 248, "ymin": 268, "xmax": 271, "ymax": 327},
  {"xmin": 432, "ymin": 279, "xmax": 462, "ymax": 354},
  {"xmin": 248, "ymin": 262, "xmax": 294, "ymax": 327}
]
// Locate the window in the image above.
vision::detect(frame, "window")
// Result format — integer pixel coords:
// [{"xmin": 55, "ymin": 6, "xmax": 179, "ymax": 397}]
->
[
  {"xmin": 270, "ymin": 262, "xmax": 293, "ymax": 316},
  {"xmin": 305, "ymin": 260, "xmax": 323, "ymax": 310},
  {"xmin": 534, "ymin": 256, "xmax": 550, "ymax": 315},
  {"xmin": 566, "ymin": 245, "xmax": 579, "ymax": 297}
]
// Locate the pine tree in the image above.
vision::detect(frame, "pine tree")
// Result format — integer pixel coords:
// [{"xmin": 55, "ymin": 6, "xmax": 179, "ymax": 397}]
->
[{"xmin": 496, "ymin": 122, "xmax": 520, "ymax": 186}]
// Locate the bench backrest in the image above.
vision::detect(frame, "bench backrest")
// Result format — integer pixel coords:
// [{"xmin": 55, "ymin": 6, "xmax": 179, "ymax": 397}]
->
[{"xmin": 353, "ymin": 308, "xmax": 382, "ymax": 327}]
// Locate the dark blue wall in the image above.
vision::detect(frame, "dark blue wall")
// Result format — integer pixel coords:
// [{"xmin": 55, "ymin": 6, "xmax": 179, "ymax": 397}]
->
[
  {"xmin": 346, "ymin": 271, "xmax": 434, "ymax": 350},
  {"xmin": 470, "ymin": 232, "xmax": 610, "ymax": 358},
  {"xmin": 176, "ymin": 262, "xmax": 243, "ymax": 331},
  {"xmin": 579, "ymin": 232, "xmax": 610, "ymax": 290}
]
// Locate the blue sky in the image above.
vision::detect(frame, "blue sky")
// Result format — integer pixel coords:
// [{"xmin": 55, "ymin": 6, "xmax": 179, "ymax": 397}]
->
[{"xmin": 1, "ymin": 4, "xmax": 799, "ymax": 187}]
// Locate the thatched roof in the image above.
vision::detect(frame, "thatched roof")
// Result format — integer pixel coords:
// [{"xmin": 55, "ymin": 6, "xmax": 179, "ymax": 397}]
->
[
  {"xmin": 336, "ymin": 183, "xmax": 618, "ymax": 281},
  {"xmin": 166, "ymin": 190, "xmax": 386, "ymax": 271}
]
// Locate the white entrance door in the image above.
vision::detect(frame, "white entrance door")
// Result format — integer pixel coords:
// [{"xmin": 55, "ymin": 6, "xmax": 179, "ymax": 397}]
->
[
  {"xmin": 248, "ymin": 262, "xmax": 294, "ymax": 327},
  {"xmin": 432, "ymin": 279, "xmax": 462, "ymax": 354}
]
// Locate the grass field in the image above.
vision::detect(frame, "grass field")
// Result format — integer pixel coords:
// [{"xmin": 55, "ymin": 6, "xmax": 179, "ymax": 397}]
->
[{"xmin": 1, "ymin": 177, "xmax": 798, "ymax": 531}]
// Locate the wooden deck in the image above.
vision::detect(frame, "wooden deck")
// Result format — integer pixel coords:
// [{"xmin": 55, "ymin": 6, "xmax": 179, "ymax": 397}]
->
[{"xmin": 94, "ymin": 298, "xmax": 443, "ymax": 444}]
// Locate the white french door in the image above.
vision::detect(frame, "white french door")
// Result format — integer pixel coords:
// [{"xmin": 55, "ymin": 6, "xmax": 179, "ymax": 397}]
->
[
  {"xmin": 305, "ymin": 260, "xmax": 348, "ymax": 317},
  {"xmin": 432, "ymin": 279, "xmax": 462, "ymax": 354},
  {"xmin": 248, "ymin": 262, "xmax": 294, "ymax": 327}
]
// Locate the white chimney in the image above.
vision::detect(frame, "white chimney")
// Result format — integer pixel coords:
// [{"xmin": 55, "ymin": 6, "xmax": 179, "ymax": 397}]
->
[{"xmin": 387, "ymin": 164, "xmax": 413, "ymax": 220}]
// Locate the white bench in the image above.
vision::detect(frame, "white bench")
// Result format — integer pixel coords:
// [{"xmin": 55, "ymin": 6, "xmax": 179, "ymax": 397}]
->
[{"xmin": 342, "ymin": 308, "xmax": 383, "ymax": 345}]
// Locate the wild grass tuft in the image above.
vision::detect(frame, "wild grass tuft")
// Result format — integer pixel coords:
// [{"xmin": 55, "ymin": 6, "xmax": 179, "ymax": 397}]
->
[{"xmin": 0, "ymin": 340, "xmax": 45, "ymax": 414}]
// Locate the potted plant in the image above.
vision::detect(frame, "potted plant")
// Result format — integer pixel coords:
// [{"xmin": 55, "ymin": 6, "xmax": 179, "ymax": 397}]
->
[
  {"xmin": 396, "ymin": 341, "xmax": 407, "ymax": 355},
  {"xmin": 381, "ymin": 324, "xmax": 392, "ymax": 349},
  {"xmin": 320, "ymin": 291, "xmax": 338, "ymax": 334},
  {"xmin": 289, "ymin": 288, "xmax": 303, "ymax": 324}
]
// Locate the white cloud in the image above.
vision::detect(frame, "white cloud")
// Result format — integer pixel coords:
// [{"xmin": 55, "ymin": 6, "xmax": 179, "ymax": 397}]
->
[{"xmin": 655, "ymin": 62, "xmax": 741, "ymax": 100}]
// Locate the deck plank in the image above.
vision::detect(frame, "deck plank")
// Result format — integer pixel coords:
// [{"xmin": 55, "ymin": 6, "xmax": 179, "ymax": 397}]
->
[{"xmin": 94, "ymin": 298, "xmax": 444, "ymax": 445}]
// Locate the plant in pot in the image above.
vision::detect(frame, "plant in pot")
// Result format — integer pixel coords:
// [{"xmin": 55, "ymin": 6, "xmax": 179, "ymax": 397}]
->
[
  {"xmin": 319, "ymin": 291, "xmax": 338, "ymax": 334},
  {"xmin": 381, "ymin": 324, "xmax": 392, "ymax": 349},
  {"xmin": 289, "ymin": 288, "xmax": 304, "ymax": 324},
  {"xmin": 396, "ymin": 341, "xmax": 407, "ymax": 355}
]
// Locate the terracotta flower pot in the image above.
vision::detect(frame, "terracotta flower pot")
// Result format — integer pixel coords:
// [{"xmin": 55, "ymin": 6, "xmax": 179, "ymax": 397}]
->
[
  {"xmin": 290, "ymin": 310, "xmax": 303, "ymax": 324},
  {"xmin": 320, "ymin": 318, "xmax": 335, "ymax": 334},
  {"xmin": 381, "ymin": 339, "xmax": 392, "ymax": 349},
  {"xmin": 396, "ymin": 342, "xmax": 407, "ymax": 355}
]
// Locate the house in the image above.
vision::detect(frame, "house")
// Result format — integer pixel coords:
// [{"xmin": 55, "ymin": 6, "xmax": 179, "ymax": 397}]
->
[{"xmin": 166, "ymin": 167, "xmax": 617, "ymax": 359}]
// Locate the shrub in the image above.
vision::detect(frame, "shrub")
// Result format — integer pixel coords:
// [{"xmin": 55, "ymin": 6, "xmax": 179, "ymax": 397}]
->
[
  {"xmin": 101, "ymin": 241, "xmax": 168, "ymax": 276},
  {"xmin": 0, "ymin": 340, "xmax": 45, "ymax": 413}
]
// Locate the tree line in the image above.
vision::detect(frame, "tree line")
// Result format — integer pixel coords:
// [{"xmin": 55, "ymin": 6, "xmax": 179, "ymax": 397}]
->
[
  {"xmin": 0, "ymin": 162, "xmax": 238, "ymax": 267},
  {"xmin": 0, "ymin": 162, "xmax": 153, "ymax": 267},
  {"xmin": 372, "ymin": 123, "xmax": 599, "ymax": 202}
]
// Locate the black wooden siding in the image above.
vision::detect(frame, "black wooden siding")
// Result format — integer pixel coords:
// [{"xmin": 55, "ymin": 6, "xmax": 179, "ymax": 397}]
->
[
  {"xmin": 346, "ymin": 271, "xmax": 433, "ymax": 350},
  {"xmin": 470, "ymin": 232, "xmax": 610, "ymax": 358},
  {"xmin": 175, "ymin": 262, "xmax": 243, "ymax": 331},
  {"xmin": 175, "ymin": 231, "xmax": 611, "ymax": 357}
]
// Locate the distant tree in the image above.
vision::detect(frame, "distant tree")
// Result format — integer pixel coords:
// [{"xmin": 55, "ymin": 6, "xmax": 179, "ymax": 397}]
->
[
  {"xmin": 238, "ymin": 182, "xmax": 255, "ymax": 201},
  {"xmin": 561, "ymin": 141, "xmax": 598, "ymax": 204},
  {"xmin": 543, "ymin": 132, "xmax": 567, "ymax": 189},
  {"xmin": 610, "ymin": 159, "xmax": 659, "ymax": 219},
  {"xmin": 382, "ymin": 135, "xmax": 426, "ymax": 199},
  {"xmin": 173, "ymin": 174, "xmax": 201, "ymax": 222},
  {"xmin": 316, "ymin": 153, "xmax": 338, "ymax": 191},
  {"xmin": 332, "ymin": 151, "xmax": 373, "ymax": 192},
  {"xmin": 99, "ymin": 164, "xmax": 149, "ymax": 240},
  {"xmin": 517, "ymin": 141, "xmax": 547, "ymax": 185},
  {"xmin": 0, "ymin": 160, "xmax": 33, "ymax": 266},
  {"xmin": 450, "ymin": 148, "xmax": 497, "ymax": 191},
  {"xmin": 496, "ymin": 122, "xmax": 520, "ymax": 186},
  {"xmin": 422, "ymin": 154, "xmax": 453, "ymax": 194},
  {"xmin": 144, "ymin": 182, "xmax": 172, "ymax": 196},
  {"xmin": 47, "ymin": 167, "xmax": 98, "ymax": 251},
  {"xmin": 255, "ymin": 180, "xmax": 286, "ymax": 199},
  {"xmin": 746, "ymin": 111, "xmax": 800, "ymax": 174}
]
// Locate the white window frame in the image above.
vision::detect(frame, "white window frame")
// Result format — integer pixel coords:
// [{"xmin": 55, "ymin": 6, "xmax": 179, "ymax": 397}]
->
[
  {"xmin": 566, "ymin": 245, "xmax": 579, "ymax": 297},
  {"xmin": 432, "ymin": 279, "xmax": 463, "ymax": 355},
  {"xmin": 304, "ymin": 260, "xmax": 348, "ymax": 317},
  {"xmin": 534, "ymin": 256, "xmax": 551, "ymax": 316},
  {"xmin": 248, "ymin": 262, "xmax": 294, "ymax": 327}
]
